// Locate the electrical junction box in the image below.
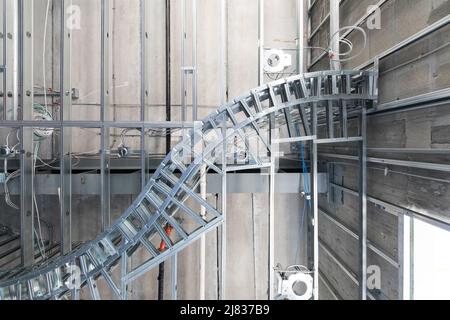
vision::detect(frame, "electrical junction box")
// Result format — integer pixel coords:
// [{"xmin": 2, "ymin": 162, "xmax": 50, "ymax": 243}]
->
[
  {"xmin": 0, "ymin": 145, "xmax": 11, "ymax": 158},
  {"xmin": 263, "ymin": 49, "xmax": 292, "ymax": 73}
]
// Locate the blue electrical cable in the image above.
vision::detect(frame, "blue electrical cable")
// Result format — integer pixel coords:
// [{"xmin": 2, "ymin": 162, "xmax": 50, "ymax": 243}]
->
[{"xmin": 299, "ymin": 142, "xmax": 311, "ymax": 208}]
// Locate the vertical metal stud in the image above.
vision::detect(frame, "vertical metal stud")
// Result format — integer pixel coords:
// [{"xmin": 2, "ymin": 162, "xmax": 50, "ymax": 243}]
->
[
  {"xmin": 329, "ymin": 0, "xmax": 340, "ymax": 71},
  {"xmin": 258, "ymin": 0, "xmax": 264, "ymax": 85},
  {"xmin": 268, "ymin": 116, "xmax": 276, "ymax": 300},
  {"xmin": 296, "ymin": 0, "xmax": 305, "ymax": 75},
  {"xmin": 191, "ymin": 0, "xmax": 197, "ymax": 121},
  {"xmin": 180, "ymin": 0, "xmax": 186, "ymax": 122},
  {"xmin": 60, "ymin": 0, "xmax": 72, "ymax": 254},
  {"xmin": 120, "ymin": 251, "xmax": 128, "ymax": 300},
  {"xmin": 140, "ymin": 0, "xmax": 150, "ymax": 188},
  {"xmin": 171, "ymin": 254, "xmax": 178, "ymax": 300},
  {"xmin": 100, "ymin": 0, "xmax": 111, "ymax": 230},
  {"xmin": 19, "ymin": 0, "xmax": 34, "ymax": 267},
  {"xmin": 310, "ymin": 103, "xmax": 319, "ymax": 300},
  {"xmin": 219, "ymin": 113, "xmax": 227, "ymax": 300},
  {"xmin": 358, "ymin": 105, "xmax": 367, "ymax": 300},
  {"xmin": 1, "ymin": 0, "xmax": 5, "ymax": 119},
  {"xmin": 4, "ymin": 0, "xmax": 19, "ymax": 120}
]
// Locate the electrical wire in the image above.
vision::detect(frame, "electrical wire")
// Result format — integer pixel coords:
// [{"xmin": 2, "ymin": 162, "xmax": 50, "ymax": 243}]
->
[
  {"xmin": 304, "ymin": 25, "xmax": 368, "ymax": 63},
  {"xmin": 33, "ymin": 142, "xmax": 47, "ymax": 259},
  {"xmin": 4, "ymin": 169, "xmax": 20, "ymax": 210},
  {"xmin": 3, "ymin": 104, "xmax": 54, "ymax": 260},
  {"xmin": 33, "ymin": 103, "xmax": 54, "ymax": 140},
  {"xmin": 299, "ymin": 142, "xmax": 311, "ymax": 208}
]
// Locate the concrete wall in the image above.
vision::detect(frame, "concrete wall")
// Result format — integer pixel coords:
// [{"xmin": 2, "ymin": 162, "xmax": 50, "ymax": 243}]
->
[{"xmin": 310, "ymin": 0, "xmax": 450, "ymax": 300}]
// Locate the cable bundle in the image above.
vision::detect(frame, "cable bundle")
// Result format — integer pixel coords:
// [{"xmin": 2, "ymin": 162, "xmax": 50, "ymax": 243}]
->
[{"xmin": 33, "ymin": 103, "xmax": 54, "ymax": 141}]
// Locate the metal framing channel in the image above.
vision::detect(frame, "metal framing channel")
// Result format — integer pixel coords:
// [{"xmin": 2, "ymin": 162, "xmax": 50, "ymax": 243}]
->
[
  {"xmin": 306, "ymin": 0, "xmax": 312, "ymax": 68},
  {"xmin": 191, "ymin": 0, "xmax": 197, "ymax": 121},
  {"xmin": 330, "ymin": 181, "xmax": 450, "ymax": 230},
  {"xmin": 1, "ymin": 0, "xmax": 4, "ymax": 119},
  {"xmin": 319, "ymin": 270, "xmax": 342, "ymax": 300},
  {"xmin": 319, "ymin": 207, "xmax": 398, "ymax": 268},
  {"xmin": 180, "ymin": 0, "xmax": 198, "ymax": 122},
  {"xmin": 329, "ymin": 0, "xmax": 340, "ymax": 71},
  {"xmin": 309, "ymin": 0, "xmax": 388, "ymax": 69},
  {"xmin": 310, "ymin": 104, "xmax": 319, "ymax": 300},
  {"xmin": 356, "ymin": 15, "xmax": 450, "ymax": 71},
  {"xmin": 60, "ymin": 0, "xmax": 72, "ymax": 254},
  {"xmin": 0, "ymin": 70, "xmax": 377, "ymax": 300},
  {"xmin": 18, "ymin": 0, "xmax": 34, "ymax": 267},
  {"xmin": 296, "ymin": 0, "xmax": 306, "ymax": 75},
  {"xmin": 258, "ymin": 0, "xmax": 264, "ymax": 86},
  {"xmin": 310, "ymin": 0, "xmax": 448, "ymax": 72},
  {"xmin": 218, "ymin": 0, "xmax": 227, "ymax": 300},
  {"xmin": 398, "ymin": 213, "xmax": 411, "ymax": 300},
  {"xmin": 358, "ymin": 106, "xmax": 367, "ymax": 300},
  {"xmin": 319, "ymin": 240, "xmax": 376, "ymax": 300},
  {"xmin": 4, "ymin": 0, "xmax": 18, "ymax": 121},
  {"xmin": 100, "ymin": 0, "xmax": 111, "ymax": 230},
  {"xmin": 141, "ymin": 0, "xmax": 150, "ymax": 188},
  {"xmin": 320, "ymin": 153, "xmax": 450, "ymax": 173},
  {"xmin": 268, "ymin": 119, "xmax": 276, "ymax": 300},
  {"xmin": 219, "ymin": 113, "xmax": 227, "ymax": 300}
]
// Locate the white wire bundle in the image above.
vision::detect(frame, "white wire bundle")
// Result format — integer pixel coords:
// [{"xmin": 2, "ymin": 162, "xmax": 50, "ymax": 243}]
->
[
  {"xmin": 33, "ymin": 103, "xmax": 54, "ymax": 140},
  {"xmin": 33, "ymin": 142, "xmax": 47, "ymax": 259},
  {"xmin": 4, "ymin": 169, "xmax": 20, "ymax": 210},
  {"xmin": 307, "ymin": 25, "xmax": 368, "ymax": 63}
]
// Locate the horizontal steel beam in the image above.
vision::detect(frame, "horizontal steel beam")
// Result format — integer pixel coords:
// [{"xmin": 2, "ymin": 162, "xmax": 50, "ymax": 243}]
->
[
  {"xmin": 0, "ymin": 158, "xmax": 309, "ymax": 172},
  {"xmin": 330, "ymin": 182, "xmax": 450, "ymax": 228},
  {"xmin": 318, "ymin": 269, "xmax": 342, "ymax": 300},
  {"xmin": 369, "ymin": 88, "xmax": 450, "ymax": 115},
  {"xmin": 0, "ymin": 121, "xmax": 196, "ymax": 129},
  {"xmin": 320, "ymin": 153, "xmax": 450, "ymax": 172},
  {"xmin": 319, "ymin": 239, "xmax": 377, "ymax": 300},
  {"xmin": 368, "ymin": 148, "xmax": 450, "ymax": 154},
  {"xmin": 357, "ymin": 15, "xmax": 450, "ymax": 70},
  {"xmin": 272, "ymin": 135, "xmax": 316, "ymax": 144},
  {"xmin": 319, "ymin": 207, "xmax": 399, "ymax": 268},
  {"xmin": 315, "ymin": 137, "xmax": 362, "ymax": 144},
  {"xmin": 309, "ymin": 13, "xmax": 450, "ymax": 71},
  {"xmin": 308, "ymin": 13, "xmax": 330, "ymax": 40},
  {"xmin": 1, "ymin": 173, "xmax": 328, "ymax": 195}
]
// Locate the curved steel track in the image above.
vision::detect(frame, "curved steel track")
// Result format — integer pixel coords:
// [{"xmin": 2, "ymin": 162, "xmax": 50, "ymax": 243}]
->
[{"xmin": 0, "ymin": 70, "xmax": 377, "ymax": 300}]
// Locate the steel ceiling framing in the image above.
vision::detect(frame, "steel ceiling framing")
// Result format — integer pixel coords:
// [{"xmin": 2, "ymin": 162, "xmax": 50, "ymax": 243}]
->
[
  {"xmin": 0, "ymin": 69, "xmax": 377, "ymax": 300},
  {"xmin": 0, "ymin": 0, "xmax": 379, "ymax": 301}
]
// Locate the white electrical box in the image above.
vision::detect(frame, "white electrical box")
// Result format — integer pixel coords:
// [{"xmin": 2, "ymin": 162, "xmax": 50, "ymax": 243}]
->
[{"xmin": 263, "ymin": 49, "xmax": 292, "ymax": 73}]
